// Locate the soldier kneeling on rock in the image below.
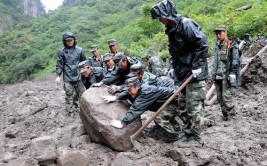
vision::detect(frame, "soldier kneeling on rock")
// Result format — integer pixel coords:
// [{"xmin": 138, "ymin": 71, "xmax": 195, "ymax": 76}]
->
[{"xmin": 103, "ymin": 77, "xmax": 180, "ymax": 142}]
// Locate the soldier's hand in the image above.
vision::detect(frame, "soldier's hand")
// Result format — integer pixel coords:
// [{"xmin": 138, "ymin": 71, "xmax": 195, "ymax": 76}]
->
[
  {"xmin": 55, "ymin": 76, "xmax": 60, "ymax": 84},
  {"xmin": 91, "ymin": 82, "xmax": 103, "ymax": 87},
  {"xmin": 167, "ymin": 68, "xmax": 174, "ymax": 78},
  {"xmin": 102, "ymin": 95, "xmax": 118, "ymax": 103},
  {"xmin": 192, "ymin": 68, "xmax": 202, "ymax": 78},
  {"xmin": 108, "ymin": 85, "xmax": 122, "ymax": 94},
  {"xmin": 228, "ymin": 74, "xmax": 236, "ymax": 84},
  {"xmin": 110, "ymin": 120, "xmax": 124, "ymax": 129}
]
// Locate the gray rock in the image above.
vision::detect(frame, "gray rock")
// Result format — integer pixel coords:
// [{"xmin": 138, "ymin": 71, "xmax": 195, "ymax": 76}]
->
[
  {"xmin": 70, "ymin": 135, "xmax": 88, "ymax": 148},
  {"xmin": 30, "ymin": 136, "xmax": 57, "ymax": 165},
  {"xmin": 111, "ymin": 153, "xmax": 133, "ymax": 166},
  {"xmin": 4, "ymin": 157, "xmax": 39, "ymax": 166},
  {"xmin": 169, "ymin": 148, "xmax": 189, "ymax": 166},
  {"xmin": 57, "ymin": 148, "xmax": 89, "ymax": 166},
  {"xmin": 79, "ymin": 87, "xmax": 142, "ymax": 151}
]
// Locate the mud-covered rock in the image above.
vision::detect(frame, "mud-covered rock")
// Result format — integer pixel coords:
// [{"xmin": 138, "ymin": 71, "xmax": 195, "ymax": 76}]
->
[
  {"xmin": 57, "ymin": 148, "xmax": 89, "ymax": 166},
  {"xmin": 242, "ymin": 53, "xmax": 267, "ymax": 84},
  {"xmin": 79, "ymin": 87, "xmax": 142, "ymax": 151},
  {"xmin": 30, "ymin": 136, "xmax": 57, "ymax": 165},
  {"xmin": 3, "ymin": 157, "xmax": 39, "ymax": 166}
]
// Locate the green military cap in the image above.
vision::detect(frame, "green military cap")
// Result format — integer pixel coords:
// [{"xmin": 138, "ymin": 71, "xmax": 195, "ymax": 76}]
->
[
  {"xmin": 108, "ymin": 39, "xmax": 117, "ymax": 46},
  {"xmin": 78, "ymin": 60, "xmax": 90, "ymax": 73},
  {"xmin": 214, "ymin": 25, "xmax": 227, "ymax": 32},
  {"xmin": 125, "ymin": 77, "xmax": 141, "ymax": 88},
  {"xmin": 103, "ymin": 53, "xmax": 113, "ymax": 62},
  {"xmin": 113, "ymin": 52, "xmax": 124, "ymax": 64},
  {"xmin": 90, "ymin": 44, "xmax": 98, "ymax": 51}
]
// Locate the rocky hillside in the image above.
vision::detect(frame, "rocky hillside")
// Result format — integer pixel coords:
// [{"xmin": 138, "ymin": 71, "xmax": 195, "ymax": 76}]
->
[{"xmin": 0, "ymin": 0, "xmax": 45, "ymax": 33}]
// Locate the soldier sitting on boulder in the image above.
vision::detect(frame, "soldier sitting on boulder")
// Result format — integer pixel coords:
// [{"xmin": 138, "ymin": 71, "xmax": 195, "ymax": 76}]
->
[
  {"xmin": 103, "ymin": 77, "xmax": 179, "ymax": 142},
  {"xmin": 78, "ymin": 60, "xmax": 106, "ymax": 89}
]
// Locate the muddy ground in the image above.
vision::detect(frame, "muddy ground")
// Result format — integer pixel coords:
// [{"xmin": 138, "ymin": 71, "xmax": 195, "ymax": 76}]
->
[{"xmin": 0, "ymin": 43, "xmax": 267, "ymax": 166}]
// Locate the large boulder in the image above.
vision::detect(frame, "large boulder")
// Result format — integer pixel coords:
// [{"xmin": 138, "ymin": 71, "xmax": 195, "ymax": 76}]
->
[{"xmin": 79, "ymin": 87, "xmax": 142, "ymax": 151}]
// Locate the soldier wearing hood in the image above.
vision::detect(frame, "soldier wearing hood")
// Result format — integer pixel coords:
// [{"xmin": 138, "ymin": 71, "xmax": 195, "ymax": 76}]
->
[
  {"xmin": 55, "ymin": 32, "xmax": 87, "ymax": 116},
  {"xmin": 150, "ymin": 0, "xmax": 209, "ymax": 147}
]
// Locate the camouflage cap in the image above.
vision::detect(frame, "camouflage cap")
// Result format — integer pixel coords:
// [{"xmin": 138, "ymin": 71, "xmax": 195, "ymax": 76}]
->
[
  {"xmin": 103, "ymin": 53, "xmax": 113, "ymax": 62},
  {"xmin": 90, "ymin": 44, "xmax": 98, "ymax": 51},
  {"xmin": 108, "ymin": 39, "xmax": 117, "ymax": 46},
  {"xmin": 78, "ymin": 60, "xmax": 90, "ymax": 73},
  {"xmin": 214, "ymin": 25, "xmax": 227, "ymax": 32},
  {"xmin": 113, "ymin": 52, "xmax": 124, "ymax": 64},
  {"xmin": 130, "ymin": 63, "xmax": 145, "ymax": 73},
  {"xmin": 125, "ymin": 77, "xmax": 140, "ymax": 88}
]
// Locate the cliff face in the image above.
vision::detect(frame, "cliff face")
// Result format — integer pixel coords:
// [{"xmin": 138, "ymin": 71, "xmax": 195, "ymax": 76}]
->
[{"xmin": 0, "ymin": 0, "xmax": 45, "ymax": 33}]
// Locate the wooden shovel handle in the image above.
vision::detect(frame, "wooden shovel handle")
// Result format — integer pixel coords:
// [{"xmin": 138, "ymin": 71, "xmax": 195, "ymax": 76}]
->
[{"xmin": 131, "ymin": 75, "xmax": 194, "ymax": 140}]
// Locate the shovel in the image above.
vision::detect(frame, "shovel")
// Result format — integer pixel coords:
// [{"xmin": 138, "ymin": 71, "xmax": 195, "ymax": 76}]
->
[{"xmin": 130, "ymin": 74, "xmax": 194, "ymax": 149}]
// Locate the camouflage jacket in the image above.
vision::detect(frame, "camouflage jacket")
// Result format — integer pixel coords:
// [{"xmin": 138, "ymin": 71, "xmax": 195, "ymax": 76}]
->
[
  {"xmin": 212, "ymin": 38, "xmax": 241, "ymax": 86},
  {"xmin": 148, "ymin": 56, "xmax": 164, "ymax": 76},
  {"xmin": 81, "ymin": 67, "xmax": 106, "ymax": 89},
  {"xmin": 122, "ymin": 84, "xmax": 175, "ymax": 125},
  {"xmin": 88, "ymin": 55, "xmax": 103, "ymax": 67}
]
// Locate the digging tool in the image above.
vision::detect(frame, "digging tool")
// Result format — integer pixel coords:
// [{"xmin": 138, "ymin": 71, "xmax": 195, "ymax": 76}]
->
[{"xmin": 130, "ymin": 74, "xmax": 194, "ymax": 148}]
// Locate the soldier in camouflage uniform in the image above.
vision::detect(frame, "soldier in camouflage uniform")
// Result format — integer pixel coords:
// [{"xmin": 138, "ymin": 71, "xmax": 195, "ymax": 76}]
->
[
  {"xmin": 105, "ymin": 77, "xmax": 179, "ymax": 141},
  {"xmin": 92, "ymin": 55, "xmax": 142, "ymax": 86},
  {"xmin": 212, "ymin": 26, "xmax": 241, "ymax": 121},
  {"xmin": 108, "ymin": 39, "xmax": 119, "ymax": 56},
  {"xmin": 151, "ymin": 0, "xmax": 209, "ymax": 147},
  {"xmin": 78, "ymin": 60, "xmax": 106, "ymax": 89},
  {"xmin": 55, "ymin": 32, "xmax": 86, "ymax": 116},
  {"xmin": 88, "ymin": 45, "xmax": 103, "ymax": 67},
  {"xmin": 147, "ymin": 55, "xmax": 165, "ymax": 77}
]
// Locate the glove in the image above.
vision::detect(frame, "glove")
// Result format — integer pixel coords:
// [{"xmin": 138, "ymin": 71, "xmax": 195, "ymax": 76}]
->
[
  {"xmin": 228, "ymin": 74, "xmax": 236, "ymax": 84},
  {"xmin": 192, "ymin": 68, "xmax": 202, "ymax": 78},
  {"xmin": 102, "ymin": 96, "xmax": 117, "ymax": 103},
  {"xmin": 167, "ymin": 68, "xmax": 174, "ymax": 78},
  {"xmin": 108, "ymin": 85, "xmax": 122, "ymax": 94},
  {"xmin": 55, "ymin": 76, "xmax": 60, "ymax": 84},
  {"xmin": 110, "ymin": 120, "xmax": 124, "ymax": 129},
  {"xmin": 91, "ymin": 82, "xmax": 103, "ymax": 87}
]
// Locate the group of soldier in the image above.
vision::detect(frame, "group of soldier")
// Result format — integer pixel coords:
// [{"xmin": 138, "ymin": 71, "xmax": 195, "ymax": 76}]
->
[{"xmin": 55, "ymin": 0, "xmax": 242, "ymax": 147}]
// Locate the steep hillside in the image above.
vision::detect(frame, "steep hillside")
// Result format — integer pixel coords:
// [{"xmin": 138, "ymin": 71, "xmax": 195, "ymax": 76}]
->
[
  {"xmin": 0, "ymin": 0, "xmax": 266, "ymax": 84},
  {"xmin": 0, "ymin": 0, "xmax": 45, "ymax": 33}
]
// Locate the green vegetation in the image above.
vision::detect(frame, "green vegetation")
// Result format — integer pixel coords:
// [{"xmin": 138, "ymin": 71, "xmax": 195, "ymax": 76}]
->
[{"xmin": 0, "ymin": 0, "xmax": 266, "ymax": 84}]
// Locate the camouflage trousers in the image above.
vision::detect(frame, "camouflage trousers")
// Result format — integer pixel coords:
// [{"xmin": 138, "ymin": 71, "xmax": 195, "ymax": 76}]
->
[
  {"xmin": 154, "ymin": 103, "xmax": 179, "ymax": 136},
  {"xmin": 178, "ymin": 80, "xmax": 206, "ymax": 141},
  {"xmin": 64, "ymin": 81, "xmax": 86, "ymax": 113},
  {"xmin": 215, "ymin": 79, "xmax": 238, "ymax": 116}
]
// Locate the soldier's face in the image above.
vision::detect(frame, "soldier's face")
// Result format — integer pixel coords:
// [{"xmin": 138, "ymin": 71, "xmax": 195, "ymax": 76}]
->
[
  {"xmin": 65, "ymin": 39, "xmax": 74, "ymax": 47},
  {"xmin": 119, "ymin": 60, "xmax": 128, "ymax": 70},
  {"xmin": 82, "ymin": 67, "xmax": 91, "ymax": 78},
  {"xmin": 105, "ymin": 59, "xmax": 115, "ymax": 69},
  {"xmin": 92, "ymin": 49, "xmax": 99, "ymax": 56},
  {"xmin": 109, "ymin": 44, "xmax": 118, "ymax": 54},
  {"xmin": 128, "ymin": 86, "xmax": 139, "ymax": 98},
  {"xmin": 159, "ymin": 18, "xmax": 174, "ymax": 26},
  {"xmin": 215, "ymin": 31, "xmax": 227, "ymax": 42}
]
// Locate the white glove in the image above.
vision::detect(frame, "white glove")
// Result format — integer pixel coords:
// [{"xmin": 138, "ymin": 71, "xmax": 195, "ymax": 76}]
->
[
  {"xmin": 91, "ymin": 82, "xmax": 103, "ymax": 87},
  {"xmin": 229, "ymin": 74, "xmax": 236, "ymax": 84},
  {"xmin": 167, "ymin": 68, "xmax": 174, "ymax": 78},
  {"xmin": 192, "ymin": 68, "xmax": 202, "ymax": 78},
  {"xmin": 55, "ymin": 76, "xmax": 60, "ymax": 84},
  {"xmin": 108, "ymin": 85, "xmax": 122, "ymax": 94},
  {"xmin": 110, "ymin": 120, "xmax": 124, "ymax": 129},
  {"xmin": 102, "ymin": 96, "xmax": 117, "ymax": 103}
]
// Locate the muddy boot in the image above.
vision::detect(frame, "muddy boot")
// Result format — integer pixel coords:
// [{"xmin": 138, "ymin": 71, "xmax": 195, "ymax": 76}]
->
[
  {"xmin": 203, "ymin": 117, "xmax": 215, "ymax": 127},
  {"xmin": 163, "ymin": 132, "xmax": 179, "ymax": 143},
  {"xmin": 222, "ymin": 112, "xmax": 229, "ymax": 121},
  {"xmin": 175, "ymin": 136, "xmax": 204, "ymax": 148}
]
